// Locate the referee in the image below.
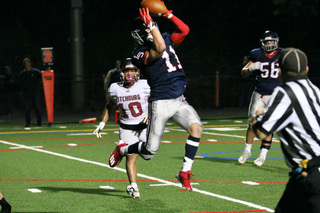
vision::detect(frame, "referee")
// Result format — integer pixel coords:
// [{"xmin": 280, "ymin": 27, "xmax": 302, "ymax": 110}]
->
[{"xmin": 251, "ymin": 48, "xmax": 320, "ymax": 213}]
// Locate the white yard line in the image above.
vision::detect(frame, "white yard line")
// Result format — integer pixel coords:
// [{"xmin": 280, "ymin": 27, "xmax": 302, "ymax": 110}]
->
[{"xmin": 0, "ymin": 140, "xmax": 274, "ymax": 212}]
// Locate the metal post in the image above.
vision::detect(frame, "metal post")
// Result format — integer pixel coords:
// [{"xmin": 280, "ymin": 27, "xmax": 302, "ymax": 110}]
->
[
  {"xmin": 215, "ymin": 71, "xmax": 220, "ymax": 108},
  {"xmin": 70, "ymin": 0, "xmax": 84, "ymax": 110}
]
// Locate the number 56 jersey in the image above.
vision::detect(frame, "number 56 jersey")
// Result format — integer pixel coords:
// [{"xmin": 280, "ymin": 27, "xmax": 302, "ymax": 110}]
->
[
  {"xmin": 108, "ymin": 79, "xmax": 150, "ymax": 125},
  {"xmin": 250, "ymin": 47, "xmax": 283, "ymax": 95}
]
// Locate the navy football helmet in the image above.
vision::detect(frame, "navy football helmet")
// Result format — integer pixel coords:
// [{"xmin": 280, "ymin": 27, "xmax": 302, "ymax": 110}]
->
[
  {"xmin": 131, "ymin": 17, "xmax": 156, "ymax": 45},
  {"xmin": 260, "ymin": 30, "xmax": 279, "ymax": 52},
  {"xmin": 120, "ymin": 58, "xmax": 140, "ymax": 84}
]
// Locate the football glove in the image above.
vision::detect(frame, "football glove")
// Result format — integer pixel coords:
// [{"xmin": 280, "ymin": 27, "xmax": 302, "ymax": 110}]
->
[
  {"xmin": 248, "ymin": 62, "xmax": 261, "ymax": 71},
  {"xmin": 93, "ymin": 122, "xmax": 106, "ymax": 139},
  {"xmin": 139, "ymin": 8, "xmax": 157, "ymax": 31}
]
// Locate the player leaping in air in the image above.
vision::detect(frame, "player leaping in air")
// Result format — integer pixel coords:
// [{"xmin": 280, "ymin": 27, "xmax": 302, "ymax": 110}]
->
[{"xmin": 109, "ymin": 6, "xmax": 202, "ymax": 191}]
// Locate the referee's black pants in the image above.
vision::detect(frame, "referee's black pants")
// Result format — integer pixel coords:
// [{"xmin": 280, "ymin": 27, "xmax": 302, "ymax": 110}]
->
[{"xmin": 275, "ymin": 174, "xmax": 320, "ymax": 213}]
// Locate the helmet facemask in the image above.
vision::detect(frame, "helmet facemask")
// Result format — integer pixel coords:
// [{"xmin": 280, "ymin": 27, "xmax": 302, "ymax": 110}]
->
[
  {"xmin": 121, "ymin": 69, "xmax": 140, "ymax": 85},
  {"xmin": 131, "ymin": 17, "xmax": 157, "ymax": 45},
  {"xmin": 260, "ymin": 30, "xmax": 279, "ymax": 52},
  {"xmin": 261, "ymin": 38, "xmax": 279, "ymax": 52},
  {"xmin": 120, "ymin": 58, "xmax": 140, "ymax": 86}
]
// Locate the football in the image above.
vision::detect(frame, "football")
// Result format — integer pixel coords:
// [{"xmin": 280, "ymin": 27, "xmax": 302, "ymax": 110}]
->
[{"xmin": 140, "ymin": 0, "xmax": 168, "ymax": 16}]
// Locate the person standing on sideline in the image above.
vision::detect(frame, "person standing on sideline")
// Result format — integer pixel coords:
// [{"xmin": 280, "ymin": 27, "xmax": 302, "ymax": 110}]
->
[
  {"xmin": 238, "ymin": 30, "xmax": 283, "ymax": 166},
  {"xmin": 109, "ymin": 6, "xmax": 202, "ymax": 191},
  {"xmin": 3, "ymin": 65, "xmax": 23, "ymax": 116},
  {"xmin": 93, "ymin": 58, "xmax": 150, "ymax": 198},
  {"xmin": 0, "ymin": 192, "xmax": 11, "ymax": 213},
  {"xmin": 251, "ymin": 48, "xmax": 320, "ymax": 213},
  {"xmin": 19, "ymin": 57, "xmax": 42, "ymax": 127}
]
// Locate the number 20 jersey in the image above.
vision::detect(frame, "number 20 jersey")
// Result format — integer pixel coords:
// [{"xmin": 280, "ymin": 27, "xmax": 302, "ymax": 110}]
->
[
  {"xmin": 250, "ymin": 47, "xmax": 283, "ymax": 95},
  {"xmin": 132, "ymin": 32, "xmax": 187, "ymax": 102},
  {"xmin": 108, "ymin": 79, "xmax": 150, "ymax": 125}
]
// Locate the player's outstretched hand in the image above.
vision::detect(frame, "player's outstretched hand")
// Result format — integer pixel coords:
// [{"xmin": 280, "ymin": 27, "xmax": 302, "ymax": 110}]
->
[
  {"xmin": 163, "ymin": 10, "xmax": 173, "ymax": 19},
  {"xmin": 139, "ymin": 8, "xmax": 157, "ymax": 30},
  {"xmin": 248, "ymin": 62, "xmax": 261, "ymax": 71},
  {"xmin": 93, "ymin": 122, "xmax": 105, "ymax": 138}
]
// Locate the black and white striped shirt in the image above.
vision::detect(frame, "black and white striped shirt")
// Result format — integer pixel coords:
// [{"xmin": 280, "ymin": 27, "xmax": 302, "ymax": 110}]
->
[{"xmin": 256, "ymin": 78, "xmax": 320, "ymax": 169}]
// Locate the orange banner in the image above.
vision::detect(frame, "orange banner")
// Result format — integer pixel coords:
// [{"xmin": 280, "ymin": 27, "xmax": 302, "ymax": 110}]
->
[{"xmin": 42, "ymin": 70, "xmax": 54, "ymax": 124}]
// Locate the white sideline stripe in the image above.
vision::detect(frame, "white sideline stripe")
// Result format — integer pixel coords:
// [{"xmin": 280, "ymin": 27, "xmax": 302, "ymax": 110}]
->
[{"xmin": 0, "ymin": 140, "xmax": 274, "ymax": 212}]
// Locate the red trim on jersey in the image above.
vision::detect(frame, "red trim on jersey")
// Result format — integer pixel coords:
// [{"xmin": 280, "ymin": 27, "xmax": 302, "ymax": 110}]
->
[
  {"xmin": 264, "ymin": 49, "xmax": 278, "ymax": 59},
  {"xmin": 170, "ymin": 15, "xmax": 190, "ymax": 45},
  {"xmin": 143, "ymin": 51, "xmax": 149, "ymax": 65}
]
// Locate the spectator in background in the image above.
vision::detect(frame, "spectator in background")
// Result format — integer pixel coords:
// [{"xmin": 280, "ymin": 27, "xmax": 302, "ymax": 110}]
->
[
  {"xmin": 0, "ymin": 192, "xmax": 11, "ymax": 213},
  {"xmin": 4, "ymin": 65, "xmax": 23, "ymax": 116},
  {"xmin": 19, "ymin": 57, "xmax": 42, "ymax": 127},
  {"xmin": 102, "ymin": 59, "xmax": 121, "ymax": 117}
]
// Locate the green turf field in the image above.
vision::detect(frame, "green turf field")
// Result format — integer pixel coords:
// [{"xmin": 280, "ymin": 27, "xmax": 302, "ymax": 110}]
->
[{"xmin": 0, "ymin": 113, "xmax": 288, "ymax": 213}]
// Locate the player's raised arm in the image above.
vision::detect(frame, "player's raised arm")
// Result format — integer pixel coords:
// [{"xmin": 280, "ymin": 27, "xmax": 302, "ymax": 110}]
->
[
  {"xmin": 162, "ymin": 9, "xmax": 190, "ymax": 46},
  {"xmin": 139, "ymin": 8, "xmax": 166, "ymax": 63}
]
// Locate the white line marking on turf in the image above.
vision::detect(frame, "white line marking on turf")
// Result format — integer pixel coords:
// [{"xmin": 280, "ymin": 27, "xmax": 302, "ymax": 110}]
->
[
  {"xmin": 207, "ymin": 139, "xmax": 218, "ymax": 142},
  {"xmin": 150, "ymin": 183, "xmax": 199, "ymax": 187},
  {"xmin": 170, "ymin": 128, "xmax": 280, "ymax": 143},
  {"xmin": 99, "ymin": 186, "xmax": 115, "ymax": 190},
  {"xmin": 10, "ymin": 146, "xmax": 43, "ymax": 149},
  {"xmin": 68, "ymin": 143, "xmax": 78, "ymax": 146},
  {"xmin": 242, "ymin": 181, "xmax": 260, "ymax": 186},
  {"xmin": 67, "ymin": 133, "xmax": 107, "ymax": 136},
  {"xmin": 28, "ymin": 189, "xmax": 42, "ymax": 193},
  {"xmin": 0, "ymin": 140, "xmax": 274, "ymax": 212}
]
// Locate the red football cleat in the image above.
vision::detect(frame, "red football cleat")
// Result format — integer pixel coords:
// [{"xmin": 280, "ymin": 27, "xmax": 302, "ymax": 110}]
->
[
  {"xmin": 109, "ymin": 141, "xmax": 127, "ymax": 167},
  {"xmin": 176, "ymin": 169, "xmax": 195, "ymax": 191}
]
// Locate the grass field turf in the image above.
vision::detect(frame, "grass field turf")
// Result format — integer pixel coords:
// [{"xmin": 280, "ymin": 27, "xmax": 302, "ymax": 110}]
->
[{"xmin": 0, "ymin": 113, "xmax": 288, "ymax": 212}]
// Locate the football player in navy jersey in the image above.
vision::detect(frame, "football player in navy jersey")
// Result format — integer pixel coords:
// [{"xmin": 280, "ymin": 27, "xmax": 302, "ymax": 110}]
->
[
  {"xmin": 109, "ymin": 7, "xmax": 202, "ymax": 191},
  {"xmin": 238, "ymin": 30, "xmax": 283, "ymax": 166}
]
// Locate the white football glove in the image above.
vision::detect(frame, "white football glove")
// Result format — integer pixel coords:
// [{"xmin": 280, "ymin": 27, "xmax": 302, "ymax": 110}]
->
[
  {"xmin": 93, "ymin": 122, "xmax": 105, "ymax": 138},
  {"xmin": 248, "ymin": 62, "xmax": 261, "ymax": 71}
]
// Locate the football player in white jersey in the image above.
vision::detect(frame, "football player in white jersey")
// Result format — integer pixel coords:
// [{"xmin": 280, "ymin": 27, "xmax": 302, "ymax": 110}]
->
[{"xmin": 93, "ymin": 58, "xmax": 150, "ymax": 198}]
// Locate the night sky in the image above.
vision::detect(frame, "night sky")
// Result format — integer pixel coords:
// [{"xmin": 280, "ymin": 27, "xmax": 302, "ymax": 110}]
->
[
  {"xmin": 1, "ymin": 0, "xmax": 319, "ymax": 76},
  {"xmin": 1, "ymin": 0, "xmax": 320, "ymax": 110}
]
